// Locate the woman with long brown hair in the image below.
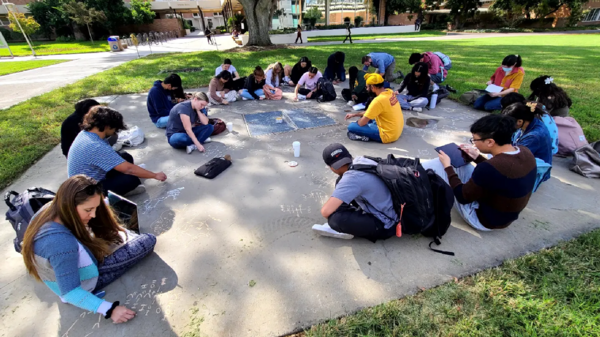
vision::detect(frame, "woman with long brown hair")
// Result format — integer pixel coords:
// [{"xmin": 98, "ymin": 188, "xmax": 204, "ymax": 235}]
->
[{"xmin": 22, "ymin": 175, "xmax": 156, "ymax": 323}]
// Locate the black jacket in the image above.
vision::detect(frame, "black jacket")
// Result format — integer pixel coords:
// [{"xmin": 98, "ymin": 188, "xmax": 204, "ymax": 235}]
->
[
  {"xmin": 244, "ymin": 75, "xmax": 266, "ymax": 99},
  {"xmin": 398, "ymin": 73, "xmax": 429, "ymax": 98},
  {"xmin": 60, "ymin": 111, "xmax": 85, "ymax": 157},
  {"xmin": 291, "ymin": 61, "xmax": 312, "ymax": 85}
]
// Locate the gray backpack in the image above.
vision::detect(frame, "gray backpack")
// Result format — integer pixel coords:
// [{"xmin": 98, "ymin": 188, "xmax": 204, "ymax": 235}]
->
[
  {"xmin": 4, "ymin": 188, "xmax": 55, "ymax": 253},
  {"xmin": 460, "ymin": 90, "xmax": 483, "ymax": 105},
  {"xmin": 570, "ymin": 141, "xmax": 600, "ymax": 178}
]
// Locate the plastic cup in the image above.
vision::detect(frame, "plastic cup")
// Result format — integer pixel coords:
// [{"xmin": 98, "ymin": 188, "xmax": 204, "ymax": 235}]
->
[
  {"xmin": 293, "ymin": 141, "xmax": 301, "ymax": 158},
  {"xmin": 226, "ymin": 122, "xmax": 233, "ymax": 132}
]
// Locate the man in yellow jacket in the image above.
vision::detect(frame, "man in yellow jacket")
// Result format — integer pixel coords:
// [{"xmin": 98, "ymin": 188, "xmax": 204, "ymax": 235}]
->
[{"xmin": 345, "ymin": 73, "xmax": 404, "ymax": 143}]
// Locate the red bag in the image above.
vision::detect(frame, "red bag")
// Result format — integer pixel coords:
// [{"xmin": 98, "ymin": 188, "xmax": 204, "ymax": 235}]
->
[{"xmin": 209, "ymin": 118, "xmax": 226, "ymax": 135}]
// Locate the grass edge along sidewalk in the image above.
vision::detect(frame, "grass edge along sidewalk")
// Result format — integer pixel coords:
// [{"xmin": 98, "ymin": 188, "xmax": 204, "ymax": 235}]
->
[
  {"xmin": 289, "ymin": 228, "xmax": 600, "ymax": 337},
  {"xmin": 307, "ymin": 31, "xmax": 446, "ymax": 42},
  {"xmin": 0, "ymin": 59, "xmax": 69, "ymax": 76},
  {"xmin": 1, "ymin": 34, "xmax": 599, "ymax": 189},
  {"xmin": 0, "ymin": 41, "xmax": 111, "ymax": 57}
]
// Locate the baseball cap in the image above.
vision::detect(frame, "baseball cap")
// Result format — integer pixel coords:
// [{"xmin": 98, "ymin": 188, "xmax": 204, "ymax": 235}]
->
[{"xmin": 322, "ymin": 143, "xmax": 353, "ymax": 169}]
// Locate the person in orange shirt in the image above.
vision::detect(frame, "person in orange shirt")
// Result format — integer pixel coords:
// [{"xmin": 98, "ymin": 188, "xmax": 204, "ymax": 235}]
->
[
  {"xmin": 474, "ymin": 54, "xmax": 524, "ymax": 111},
  {"xmin": 345, "ymin": 73, "xmax": 404, "ymax": 143}
]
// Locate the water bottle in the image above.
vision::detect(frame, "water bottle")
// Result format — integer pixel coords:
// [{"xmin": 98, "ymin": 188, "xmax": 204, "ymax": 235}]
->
[{"xmin": 430, "ymin": 93, "xmax": 438, "ymax": 109}]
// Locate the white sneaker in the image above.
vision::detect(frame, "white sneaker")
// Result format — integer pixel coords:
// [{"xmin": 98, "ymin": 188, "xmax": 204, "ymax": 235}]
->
[
  {"xmin": 242, "ymin": 97, "xmax": 249, "ymax": 101},
  {"xmin": 125, "ymin": 184, "xmax": 146, "ymax": 197},
  {"xmin": 186, "ymin": 144, "xmax": 197, "ymax": 154},
  {"xmin": 259, "ymin": 95, "xmax": 266, "ymax": 99},
  {"xmin": 347, "ymin": 101, "xmax": 354, "ymax": 106},
  {"xmin": 312, "ymin": 223, "xmax": 354, "ymax": 239},
  {"xmin": 412, "ymin": 107, "xmax": 422, "ymax": 112},
  {"xmin": 283, "ymin": 76, "xmax": 291, "ymax": 83},
  {"xmin": 297, "ymin": 94, "xmax": 306, "ymax": 101},
  {"xmin": 204, "ymin": 137, "xmax": 212, "ymax": 143}
]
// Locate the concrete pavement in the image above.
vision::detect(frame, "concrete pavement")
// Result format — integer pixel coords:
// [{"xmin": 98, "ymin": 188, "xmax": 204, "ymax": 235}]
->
[
  {"xmin": 1, "ymin": 84, "xmax": 599, "ymax": 337},
  {"xmin": 0, "ymin": 34, "xmax": 239, "ymax": 109}
]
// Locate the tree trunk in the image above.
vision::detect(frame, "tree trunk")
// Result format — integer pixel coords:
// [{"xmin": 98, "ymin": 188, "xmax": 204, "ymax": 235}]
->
[
  {"xmin": 239, "ymin": 0, "xmax": 273, "ymax": 46},
  {"xmin": 86, "ymin": 23, "xmax": 94, "ymax": 44}
]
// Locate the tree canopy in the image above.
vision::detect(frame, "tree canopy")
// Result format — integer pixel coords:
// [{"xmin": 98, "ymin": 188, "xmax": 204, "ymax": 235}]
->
[
  {"xmin": 8, "ymin": 12, "xmax": 40, "ymax": 37},
  {"xmin": 130, "ymin": 0, "xmax": 155, "ymax": 25}
]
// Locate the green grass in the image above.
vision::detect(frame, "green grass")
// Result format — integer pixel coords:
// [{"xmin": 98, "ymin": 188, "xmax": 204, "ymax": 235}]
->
[
  {"xmin": 307, "ymin": 31, "xmax": 446, "ymax": 42},
  {"xmin": 1, "ymin": 34, "xmax": 599, "ymax": 188},
  {"xmin": 299, "ymin": 228, "xmax": 600, "ymax": 336},
  {"xmin": 0, "ymin": 60, "xmax": 69, "ymax": 76},
  {"xmin": 0, "ymin": 41, "xmax": 110, "ymax": 57}
]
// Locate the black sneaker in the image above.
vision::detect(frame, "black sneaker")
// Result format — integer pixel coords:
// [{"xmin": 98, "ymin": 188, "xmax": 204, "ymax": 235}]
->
[
  {"xmin": 395, "ymin": 71, "xmax": 405, "ymax": 80},
  {"xmin": 347, "ymin": 132, "xmax": 370, "ymax": 142},
  {"xmin": 445, "ymin": 84, "xmax": 457, "ymax": 93}
]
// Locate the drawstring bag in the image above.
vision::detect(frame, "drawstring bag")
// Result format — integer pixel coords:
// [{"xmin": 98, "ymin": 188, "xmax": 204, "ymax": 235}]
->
[
  {"xmin": 570, "ymin": 141, "xmax": 600, "ymax": 178},
  {"xmin": 117, "ymin": 126, "xmax": 145, "ymax": 147}
]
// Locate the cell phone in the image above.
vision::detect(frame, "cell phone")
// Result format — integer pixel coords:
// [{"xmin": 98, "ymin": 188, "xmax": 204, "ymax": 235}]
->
[{"xmin": 434, "ymin": 143, "xmax": 470, "ymax": 168}]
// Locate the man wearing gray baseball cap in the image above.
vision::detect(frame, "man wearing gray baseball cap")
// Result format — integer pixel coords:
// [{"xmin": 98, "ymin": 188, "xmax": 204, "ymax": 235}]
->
[{"xmin": 314, "ymin": 143, "xmax": 398, "ymax": 242}]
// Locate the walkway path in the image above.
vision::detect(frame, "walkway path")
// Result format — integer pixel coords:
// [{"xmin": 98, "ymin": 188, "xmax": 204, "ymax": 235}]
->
[{"xmin": 0, "ymin": 34, "xmax": 238, "ymax": 109}]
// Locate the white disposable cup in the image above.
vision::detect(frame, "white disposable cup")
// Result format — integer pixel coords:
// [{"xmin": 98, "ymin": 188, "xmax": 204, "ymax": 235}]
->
[
  {"xmin": 226, "ymin": 122, "xmax": 233, "ymax": 132},
  {"xmin": 293, "ymin": 141, "xmax": 301, "ymax": 158}
]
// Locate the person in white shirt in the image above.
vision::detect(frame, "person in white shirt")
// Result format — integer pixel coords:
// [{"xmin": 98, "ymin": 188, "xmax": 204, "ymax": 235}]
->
[{"xmin": 263, "ymin": 62, "xmax": 284, "ymax": 100}]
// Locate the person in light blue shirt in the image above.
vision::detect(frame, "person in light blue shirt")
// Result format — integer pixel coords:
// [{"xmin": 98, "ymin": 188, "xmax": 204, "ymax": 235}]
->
[{"xmin": 362, "ymin": 52, "xmax": 403, "ymax": 83}]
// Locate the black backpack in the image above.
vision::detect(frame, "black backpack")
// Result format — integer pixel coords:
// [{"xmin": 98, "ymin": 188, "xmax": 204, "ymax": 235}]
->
[
  {"xmin": 423, "ymin": 169, "xmax": 455, "ymax": 255},
  {"xmin": 427, "ymin": 86, "xmax": 450, "ymax": 106},
  {"xmin": 5, "ymin": 188, "xmax": 56, "ymax": 253},
  {"xmin": 317, "ymin": 78, "xmax": 337, "ymax": 102}
]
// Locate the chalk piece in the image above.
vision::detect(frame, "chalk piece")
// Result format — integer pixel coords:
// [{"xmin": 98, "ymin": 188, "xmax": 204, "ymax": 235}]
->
[{"xmin": 288, "ymin": 161, "xmax": 298, "ymax": 167}]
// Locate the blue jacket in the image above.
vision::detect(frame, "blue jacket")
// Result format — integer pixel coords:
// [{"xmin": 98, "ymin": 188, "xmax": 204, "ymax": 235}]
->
[
  {"xmin": 515, "ymin": 117, "xmax": 553, "ymax": 166},
  {"xmin": 363, "ymin": 52, "xmax": 394, "ymax": 74},
  {"xmin": 147, "ymin": 80, "xmax": 175, "ymax": 123}
]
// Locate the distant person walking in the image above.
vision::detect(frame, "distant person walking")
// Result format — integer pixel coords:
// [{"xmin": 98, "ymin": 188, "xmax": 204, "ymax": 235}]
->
[
  {"xmin": 295, "ymin": 25, "xmax": 303, "ymax": 44},
  {"xmin": 205, "ymin": 28, "xmax": 213, "ymax": 45},
  {"xmin": 414, "ymin": 13, "xmax": 423, "ymax": 31},
  {"xmin": 343, "ymin": 24, "xmax": 352, "ymax": 44}
]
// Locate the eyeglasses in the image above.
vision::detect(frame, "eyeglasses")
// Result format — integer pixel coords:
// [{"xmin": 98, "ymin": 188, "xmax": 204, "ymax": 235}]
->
[
  {"xmin": 469, "ymin": 137, "xmax": 489, "ymax": 144},
  {"xmin": 79, "ymin": 183, "xmax": 103, "ymax": 196}
]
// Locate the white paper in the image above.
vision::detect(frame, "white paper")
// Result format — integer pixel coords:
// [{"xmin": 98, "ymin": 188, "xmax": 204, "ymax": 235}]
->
[
  {"xmin": 485, "ymin": 84, "xmax": 504, "ymax": 93},
  {"xmin": 353, "ymin": 103, "xmax": 366, "ymax": 111}
]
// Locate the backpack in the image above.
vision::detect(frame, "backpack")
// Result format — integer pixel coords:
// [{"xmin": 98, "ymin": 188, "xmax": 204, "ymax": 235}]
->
[
  {"xmin": 4, "ymin": 187, "xmax": 56, "ymax": 253},
  {"xmin": 423, "ymin": 170, "xmax": 455, "ymax": 255},
  {"xmin": 350, "ymin": 155, "xmax": 434, "ymax": 236},
  {"xmin": 317, "ymin": 78, "xmax": 337, "ymax": 102},
  {"xmin": 433, "ymin": 52, "xmax": 451, "ymax": 66},
  {"xmin": 209, "ymin": 118, "xmax": 227, "ymax": 135},
  {"xmin": 427, "ymin": 86, "xmax": 450, "ymax": 106},
  {"xmin": 460, "ymin": 90, "xmax": 483, "ymax": 105},
  {"xmin": 570, "ymin": 141, "xmax": 600, "ymax": 178},
  {"xmin": 554, "ymin": 116, "xmax": 588, "ymax": 157}
]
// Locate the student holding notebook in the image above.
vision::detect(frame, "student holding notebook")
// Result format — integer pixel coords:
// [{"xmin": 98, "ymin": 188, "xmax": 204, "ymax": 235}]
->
[{"xmin": 474, "ymin": 54, "xmax": 525, "ymax": 112}]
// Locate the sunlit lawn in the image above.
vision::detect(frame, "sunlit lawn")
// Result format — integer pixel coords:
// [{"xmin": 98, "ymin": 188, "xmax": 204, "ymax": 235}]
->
[
  {"xmin": 0, "ymin": 41, "xmax": 110, "ymax": 57},
  {"xmin": 307, "ymin": 30, "xmax": 446, "ymax": 42},
  {"xmin": 0, "ymin": 59, "xmax": 69, "ymax": 76},
  {"xmin": 1, "ymin": 34, "xmax": 598, "ymax": 188}
]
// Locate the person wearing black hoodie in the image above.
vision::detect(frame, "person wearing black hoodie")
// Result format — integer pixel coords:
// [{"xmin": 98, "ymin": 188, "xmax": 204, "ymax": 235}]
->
[
  {"xmin": 285, "ymin": 57, "xmax": 312, "ymax": 86},
  {"xmin": 395, "ymin": 62, "xmax": 430, "ymax": 112},
  {"xmin": 61, "ymin": 99, "xmax": 102, "ymax": 157},
  {"xmin": 147, "ymin": 74, "xmax": 182, "ymax": 128},
  {"xmin": 324, "ymin": 51, "xmax": 346, "ymax": 84}
]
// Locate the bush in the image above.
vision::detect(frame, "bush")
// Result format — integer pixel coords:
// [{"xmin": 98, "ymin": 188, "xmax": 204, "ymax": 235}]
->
[
  {"xmin": 215, "ymin": 25, "xmax": 226, "ymax": 31},
  {"xmin": 0, "ymin": 27, "xmax": 13, "ymax": 41},
  {"xmin": 55, "ymin": 35, "xmax": 75, "ymax": 42},
  {"xmin": 190, "ymin": 27, "xmax": 196, "ymax": 32}
]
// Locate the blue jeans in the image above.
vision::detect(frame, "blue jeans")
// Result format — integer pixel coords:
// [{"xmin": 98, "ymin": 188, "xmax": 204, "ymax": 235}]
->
[
  {"xmin": 154, "ymin": 116, "xmax": 169, "ymax": 129},
  {"xmin": 240, "ymin": 89, "xmax": 264, "ymax": 100},
  {"xmin": 168, "ymin": 124, "xmax": 214, "ymax": 149},
  {"xmin": 430, "ymin": 63, "xmax": 452, "ymax": 83},
  {"xmin": 324, "ymin": 64, "xmax": 346, "ymax": 82},
  {"xmin": 474, "ymin": 94, "xmax": 502, "ymax": 111},
  {"xmin": 347, "ymin": 120, "xmax": 382, "ymax": 142}
]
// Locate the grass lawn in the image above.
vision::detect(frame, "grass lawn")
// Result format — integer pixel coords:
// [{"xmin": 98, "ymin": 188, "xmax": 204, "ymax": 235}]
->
[
  {"xmin": 307, "ymin": 31, "xmax": 446, "ymax": 42},
  {"xmin": 0, "ymin": 59, "xmax": 69, "ymax": 76},
  {"xmin": 0, "ymin": 41, "xmax": 110, "ymax": 57},
  {"xmin": 296, "ymin": 228, "xmax": 600, "ymax": 336},
  {"xmin": 1, "ymin": 34, "xmax": 599, "ymax": 188}
]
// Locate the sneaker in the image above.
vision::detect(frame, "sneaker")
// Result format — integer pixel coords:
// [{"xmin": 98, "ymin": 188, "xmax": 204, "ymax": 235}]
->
[
  {"xmin": 259, "ymin": 95, "xmax": 266, "ymax": 99},
  {"xmin": 297, "ymin": 94, "xmax": 307, "ymax": 101},
  {"xmin": 445, "ymin": 84, "xmax": 457, "ymax": 93},
  {"xmin": 347, "ymin": 101, "xmax": 354, "ymax": 106},
  {"xmin": 347, "ymin": 131, "xmax": 370, "ymax": 142},
  {"xmin": 186, "ymin": 144, "xmax": 197, "ymax": 154},
  {"xmin": 395, "ymin": 71, "xmax": 405, "ymax": 79},
  {"xmin": 312, "ymin": 223, "xmax": 354, "ymax": 239},
  {"xmin": 283, "ymin": 76, "xmax": 291, "ymax": 83},
  {"xmin": 204, "ymin": 137, "xmax": 212, "ymax": 143},
  {"xmin": 242, "ymin": 97, "xmax": 249, "ymax": 101},
  {"xmin": 411, "ymin": 107, "xmax": 422, "ymax": 112},
  {"xmin": 125, "ymin": 184, "xmax": 146, "ymax": 197}
]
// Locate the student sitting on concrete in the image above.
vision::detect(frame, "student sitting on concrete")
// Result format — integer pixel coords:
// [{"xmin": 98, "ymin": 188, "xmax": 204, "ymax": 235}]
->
[
  {"xmin": 264, "ymin": 62, "xmax": 284, "ymax": 100},
  {"xmin": 294, "ymin": 67, "xmax": 323, "ymax": 100},
  {"xmin": 312, "ymin": 143, "xmax": 398, "ymax": 241},
  {"xmin": 147, "ymin": 73, "xmax": 181, "ymax": 129},
  {"xmin": 240, "ymin": 66, "xmax": 267, "ymax": 100},
  {"xmin": 342, "ymin": 66, "xmax": 369, "ymax": 106},
  {"xmin": 61, "ymin": 99, "xmax": 116, "ymax": 158},
  {"xmin": 68, "ymin": 106, "xmax": 167, "ymax": 197},
  {"xmin": 166, "ymin": 92, "xmax": 214, "ymax": 154},
  {"xmin": 528, "ymin": 75, "xmax": 572, "ymax": 117},
  {"xmin": 422, "ymin": 114, "xmax": 536, "ymax": 231},
  {"xmin": 345, "ymin": 73, "xmax": 404, "ymax": 143},
  {"xmin": 362, "ymin": 52, "xmax": 402, "ymax": 83},
  {"xmin": 215, "ymin": 58, "xmax": 245, "ymax": 91},
  {"xmin": 285, "ymin": 56, "xmax": 312, "ymax": 86},
  {"xmin": 395, "ymin": 62, "xmax": 430, "ymax": 112},
  {"xmin": 324, "ymin": 51, "xmax": 346, "ymax": 84},
  {"xmin": 208, "ymin": 70, "xmax": 238, "ymax": 105},
  {"xmin": 474, "ymin": 54, "xmax": 524, "ymax": 112},
  {"xmin": 21, "ymin": 175, "xmax": 156, "ymax": 324},
  {"xmin": 409, "ymin": 51, "xmax": 452, "ymax": 84}
]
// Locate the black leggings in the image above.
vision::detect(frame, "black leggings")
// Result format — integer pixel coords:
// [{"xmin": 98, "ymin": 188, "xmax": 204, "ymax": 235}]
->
[
  {"xmin": 328, "ymin": 204, "xmax": 396, "ymax": 242},
  {"xmin": 102, "ymin": 151, "xmax": 141, "ymax": 196}
]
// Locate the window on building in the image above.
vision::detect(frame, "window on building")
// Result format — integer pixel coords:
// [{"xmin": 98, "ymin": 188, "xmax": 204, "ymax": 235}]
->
[{"xmin": 584, "ymin": 8, "xmax": 600, "ymax": 22}]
